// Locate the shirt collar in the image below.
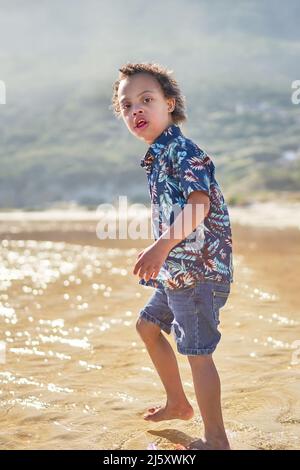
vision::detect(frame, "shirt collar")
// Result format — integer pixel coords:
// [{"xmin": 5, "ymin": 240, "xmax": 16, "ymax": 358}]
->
[{"xmin": 140, "ymin": 124, "xmax": 182, "ymax": 171}]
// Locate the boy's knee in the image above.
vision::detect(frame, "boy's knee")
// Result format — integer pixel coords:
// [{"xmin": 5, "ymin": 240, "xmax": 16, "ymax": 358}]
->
[
  {"xmin": 136, "ymin": 317, "xmax": 161, "ymax": 343},
  {"xmin": 188, "ymin": 354, "xmax": 213, "ymax": 367}
]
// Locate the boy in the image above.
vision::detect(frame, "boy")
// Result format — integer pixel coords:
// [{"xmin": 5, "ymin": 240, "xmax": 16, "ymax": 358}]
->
[{"xmin": 111, "ymin": 63, "xmax": 233, "ymax": 450}]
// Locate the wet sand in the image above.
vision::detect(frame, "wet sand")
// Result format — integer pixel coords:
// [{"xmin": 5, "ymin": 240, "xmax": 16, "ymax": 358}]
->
[{"xmin": 0, "ymin": 210, "xmax": 299, "ymax": 450}]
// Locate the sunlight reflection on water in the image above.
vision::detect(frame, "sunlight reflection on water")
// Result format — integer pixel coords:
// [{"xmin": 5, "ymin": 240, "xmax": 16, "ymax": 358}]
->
[{"xmin": 0, "ymin": 229, "xmax": 299, "ymax": 450}]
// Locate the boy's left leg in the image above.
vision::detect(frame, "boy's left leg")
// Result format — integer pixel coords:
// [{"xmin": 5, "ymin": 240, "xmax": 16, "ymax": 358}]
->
[
  {"xmin": 138, "ymin": 287, "xmax": 194, "ymax": 422},
  {"xmin": 188, "ymin": 354, "xmax": 230, "ymax": 450},
  {"xmin": 136, "ymin": 318, "xmax": 194, "ymax": 421}
]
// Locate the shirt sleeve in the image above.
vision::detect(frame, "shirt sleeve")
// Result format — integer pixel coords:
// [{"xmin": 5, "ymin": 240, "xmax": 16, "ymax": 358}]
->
[{"xmin": 177, "ymin": 144, "xmax": 212, "ymax": 200}]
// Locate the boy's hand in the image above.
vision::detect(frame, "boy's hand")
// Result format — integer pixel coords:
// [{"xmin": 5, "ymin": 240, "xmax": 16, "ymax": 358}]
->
[{"xmin": 133, "ymin": 241, "xmax": 170, "ymax": 282}]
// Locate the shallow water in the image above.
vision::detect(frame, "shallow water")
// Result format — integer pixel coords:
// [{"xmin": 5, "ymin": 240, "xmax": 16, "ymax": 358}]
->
[{"xmin": 0, "ymin": 220, "xmax": 299, "ymax": 450}]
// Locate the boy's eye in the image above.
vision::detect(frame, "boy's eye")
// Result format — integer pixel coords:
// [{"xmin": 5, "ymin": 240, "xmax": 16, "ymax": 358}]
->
[{"xmin": 121, "ymin": 97, "xmax": 152, "ymax": 110}]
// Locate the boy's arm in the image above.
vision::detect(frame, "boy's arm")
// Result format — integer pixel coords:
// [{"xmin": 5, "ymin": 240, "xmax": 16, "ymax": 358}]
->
[
  {"xmin": 157, "ymin": 190, "xmax": 210, "ymax": 252},
  {"xmin": 133, "ymin": 191, "xmax": 210, "ymax": 281}
]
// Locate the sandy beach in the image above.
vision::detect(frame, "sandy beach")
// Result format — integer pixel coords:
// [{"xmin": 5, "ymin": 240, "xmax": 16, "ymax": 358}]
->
[{"xmin": 0, "ymin": 204, "xmax": 299, "ymax": 450}]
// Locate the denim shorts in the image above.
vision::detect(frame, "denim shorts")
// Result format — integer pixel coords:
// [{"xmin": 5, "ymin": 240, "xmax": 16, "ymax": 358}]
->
[{"xmin": 139, "ymin": 281, "xmax": 231, "ymax": 356}]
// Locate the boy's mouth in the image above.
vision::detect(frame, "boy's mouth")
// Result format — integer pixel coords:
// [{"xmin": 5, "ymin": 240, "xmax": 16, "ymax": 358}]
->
[{"xmin": 135, "ymin": 119, "xmax": 148, "ymax": 129}]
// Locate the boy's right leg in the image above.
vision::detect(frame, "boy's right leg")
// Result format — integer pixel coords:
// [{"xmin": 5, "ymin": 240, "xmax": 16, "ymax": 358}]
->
[{"xmin": 136, "ymin": 317, "xmax": 194, "ymax": 422}]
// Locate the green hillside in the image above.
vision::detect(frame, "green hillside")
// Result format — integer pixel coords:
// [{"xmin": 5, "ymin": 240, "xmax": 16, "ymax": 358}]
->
[{"xmin": 0, "ymin": 0, "xmax": 299, "ymax": 208}]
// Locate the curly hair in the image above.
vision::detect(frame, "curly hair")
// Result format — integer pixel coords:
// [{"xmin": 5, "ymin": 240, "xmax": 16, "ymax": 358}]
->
[{"xmin": 111, "ymin": 62, "xmax": 187, "ymax": 125}]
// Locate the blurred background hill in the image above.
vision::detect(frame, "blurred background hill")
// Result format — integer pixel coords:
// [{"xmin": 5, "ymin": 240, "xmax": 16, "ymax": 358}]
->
[{"xmin": 0, "ymin": 0, "xmax": 299, "ymax": 209}]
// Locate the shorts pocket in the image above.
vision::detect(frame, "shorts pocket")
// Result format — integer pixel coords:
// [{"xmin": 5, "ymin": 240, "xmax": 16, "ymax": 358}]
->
[
  {"xmin": 166, "ymin": 284, "xmax": 195, "ymax": 296},
  {"xmin": 212, "ymin": 289, "xmax": 230, "ymax": 325}
]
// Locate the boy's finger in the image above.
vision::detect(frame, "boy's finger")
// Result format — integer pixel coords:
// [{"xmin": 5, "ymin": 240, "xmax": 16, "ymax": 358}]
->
[
  {"xmin": 142, "ymin": 265, "xmax": 154, "ymax": 280},
  {"xmin": 133, "ymin": 253, "xmax": 145, "ymax": 274},
  {"xmin": 133, "ymin": 261, "xmax": 142, "ymax": 275},
  {"xmin": 143, "ymin": 267, "xmax": 155, "ymax": 282}
]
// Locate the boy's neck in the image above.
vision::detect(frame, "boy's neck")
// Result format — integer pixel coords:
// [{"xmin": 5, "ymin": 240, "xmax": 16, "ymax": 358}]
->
[{"xmin": 146, "ymin": 120, "xmax": 175, "ymax": 146}]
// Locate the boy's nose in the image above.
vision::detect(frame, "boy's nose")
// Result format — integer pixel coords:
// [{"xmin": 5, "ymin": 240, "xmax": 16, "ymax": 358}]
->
[
  {"xmin": 133, "ymin": 109, "xmax": 144, "ymax": 116},
  {"xmin": 132, "ymin": 104, "xmax": 144, "ymax": 114}
]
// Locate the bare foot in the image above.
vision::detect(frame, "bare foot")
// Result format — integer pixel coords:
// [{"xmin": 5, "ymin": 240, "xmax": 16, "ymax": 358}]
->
[
  {"xmin": 187, "ymin": 438, "xmax": 231, "ymax": 450},
  {"xmin": 143, "ymin": 402, "xmax": 194, "ymax": 422}
]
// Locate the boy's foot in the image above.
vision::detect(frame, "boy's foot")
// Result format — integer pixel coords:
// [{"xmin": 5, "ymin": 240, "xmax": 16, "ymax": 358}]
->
[
  {"xmin": 187, "ymin": 438, "xmax": 231, "ymax": 450},
  {"xmin": 143, "ymin": 402, "xmax": 194, "ymax": 422}
]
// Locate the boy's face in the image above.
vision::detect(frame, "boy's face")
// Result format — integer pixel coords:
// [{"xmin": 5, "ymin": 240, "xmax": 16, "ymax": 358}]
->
[{"xmin": 118, "ymin": 73, "xmax": 175, "ymax": 145}]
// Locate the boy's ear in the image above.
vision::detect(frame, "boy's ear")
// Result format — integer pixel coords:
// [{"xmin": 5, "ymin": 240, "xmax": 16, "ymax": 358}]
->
[{"xmin": 167, "ymin": 98, "xmax": 175, "ymax": 112}]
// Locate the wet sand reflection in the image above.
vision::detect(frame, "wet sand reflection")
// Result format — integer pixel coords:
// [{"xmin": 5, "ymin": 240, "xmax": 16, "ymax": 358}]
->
[{"xmin": 0, "ymin": 218, "xmax": 299, "ymax": 450}]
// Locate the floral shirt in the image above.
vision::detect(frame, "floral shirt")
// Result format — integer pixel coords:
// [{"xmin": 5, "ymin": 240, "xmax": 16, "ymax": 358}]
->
[{"xmin": 139, "ymin": 123, "xmax": 233, "ymax": 290}]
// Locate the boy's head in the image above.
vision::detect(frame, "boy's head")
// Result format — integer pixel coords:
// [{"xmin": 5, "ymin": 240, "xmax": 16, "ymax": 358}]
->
[{"xmin": 111, "ymin": 62, "xmax": 187, "ymax": 145}]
